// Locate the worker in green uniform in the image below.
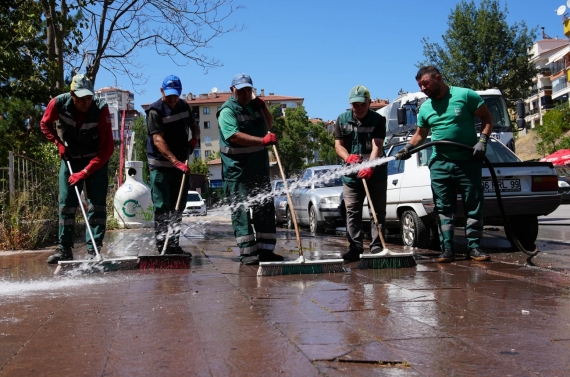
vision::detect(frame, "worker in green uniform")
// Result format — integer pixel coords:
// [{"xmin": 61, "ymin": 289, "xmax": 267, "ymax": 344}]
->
[
  {"xmin": 395, "ymin": 66, "xmax": 493, "ymax": 263},
  {"xmin": 334, "ymin": 85, "xmax": 387, "ymax": 261},
  {"xmin": 217, "ymin": 73, "xmax": 283, "ymax": 265},
  {"xmin": 40, "ymin": 74, "xmax": 114, "ymax": 263},
  {"xmin": 146, "ymin": 75, "xmax": 200, "ymax": 255}
]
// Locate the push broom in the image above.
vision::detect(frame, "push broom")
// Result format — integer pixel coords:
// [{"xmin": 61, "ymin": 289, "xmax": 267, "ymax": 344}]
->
[
  {"xmin": 257, "ymin": 141, "xmax": 345, "ymax": 276},
  {"xmin": 357, "ymin": 179, "xmax": 416, "ymax": 269},
  {"xmin": 138, "ymin": 154, "xmax": 192, "ymax": 269},
  {"xmin": 54, "ymin": 160, "xmax": 139, "ymax": 274}
]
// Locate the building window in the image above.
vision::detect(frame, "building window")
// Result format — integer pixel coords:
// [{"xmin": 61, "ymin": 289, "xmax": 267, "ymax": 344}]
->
[
  {"xmin": 552, "ymin": 76, "xmax": 567, "ymax": 94},
  {"xmin": 194, "ymin": 149, "xmax": 200, "ymax": 159},
  {"xmin": 205, "ymin": 150, "xmax": 211, "ymax": 158},
  {"xmin": 203, "ymin": 107, "xmax": 210, "ymax": 114},
  {"xmin": 204, "ymin": 136, "xmax": 211, "ymax": 144},
  {"xmin": 204, "ymin": 121, "xmax": 210, "ymax": 129}
]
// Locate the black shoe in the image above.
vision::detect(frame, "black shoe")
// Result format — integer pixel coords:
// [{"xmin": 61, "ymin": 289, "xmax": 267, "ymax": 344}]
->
[
  {"xmin": 259, "ymin": 251, "xmax": 284, "ymax": 262},
  {"xmin": 342, "ymin": 248, "xmax": 363, "ymax": 262},
  {"xmin": 47, "ymin": 246, "xmax": 73, "ymax": 264},
  {"xmin": 85, "ymin": 252, "xmax": 96, "ymax": 260},
  {"xmin": 467, "ymin": 248, "xmax": 490, "ymax": 261},
  {"xmin": 371, "ymin": 246, "xmax": 383, "ymax": 254},
  {"xmin": 437, "ymin": 250, "xmax": 455, "ymax": 263},
  {"xmin": 240, "ymin": 253, "xmax": 260, "ymax": 265},
  {"xmin": 166, "ymin": 246, "xmax": 192, "ymax": 257}
]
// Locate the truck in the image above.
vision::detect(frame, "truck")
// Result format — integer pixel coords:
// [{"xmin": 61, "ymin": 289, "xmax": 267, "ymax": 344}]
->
[{"xmin": 377, "ymin": 89, "xmax": 523, "ymax": 152}]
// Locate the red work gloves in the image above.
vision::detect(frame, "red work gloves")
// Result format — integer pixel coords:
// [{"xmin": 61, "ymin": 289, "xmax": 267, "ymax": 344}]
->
[
  {"xmin": 189, "ymin": 137, "xmax": 198, "ymax": 151},
  {"xmin": 68, "ymin": 169, "xmax": 88, "ymax": 185},
  {"xmin": 173, "ymin": 160, "xmax": 190, "ymax": 174},
  {"xmin": 345, "ymin": 154, "xmax": 363, "ymax": 164},
  {"xmin": 357, "ymin": 167, "xmax": 374, "ymax": 180},
  {"xmin": 261, "ymin": 132, "xmax": 277, "ymax": 146},
  {"xmin": 57, "ymin": 143, "xmax": 66, "ymax": 159},
  {"xmin": 253, "ymin": 97, "xmax": 266, "ymax": 109}
]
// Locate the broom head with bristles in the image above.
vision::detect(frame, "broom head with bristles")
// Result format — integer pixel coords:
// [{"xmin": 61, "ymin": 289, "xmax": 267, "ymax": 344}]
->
[
  {"xmin": 138, "ymin": 255, "xmax": 191, "ymax": 269},
  {"xmin": 358, "ymin": 251, "xmax": 416, "ymax": 269},
  {"xmin": 54, "ymin": 256, "xmax": 140, "ymax": 275},
  {"xmin": 257, "ymin": 256, "xmax": 346, "ymax": 276}
]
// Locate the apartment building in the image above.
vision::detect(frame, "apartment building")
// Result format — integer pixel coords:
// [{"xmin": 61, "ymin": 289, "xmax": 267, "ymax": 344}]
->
[
  {"xmin": 95, "ymin": 86, "xmax": 139, "ymax": 140},
  {"xmin": 524, "ymin": 26, "xmax": 569, "ymax": 128},
  {"xmin": 175, "ymin": 89, "xmax": 304, "ymax": 161}
]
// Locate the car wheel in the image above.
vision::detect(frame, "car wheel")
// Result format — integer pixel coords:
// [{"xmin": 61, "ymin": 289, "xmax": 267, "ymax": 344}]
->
[
  {"xmin": 400, "ymin": 210, "xmax": 430, "ymax": 248},
  {"xmin": 309, "ymin": 205, "xmax": 322, "ymax": 235},
  {"xmin": 505, "ymin": 215, "xmax": 538, "ymax": 250},
  {"xmin": 286, "ymin": 207, "xmax": 294, "ymax": 229}
]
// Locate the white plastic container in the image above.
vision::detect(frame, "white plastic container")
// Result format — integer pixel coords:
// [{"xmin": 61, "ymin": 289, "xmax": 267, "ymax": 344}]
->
[{"xmin": 113, "ymin": 161, "xmax": 154, "ymax": 228}]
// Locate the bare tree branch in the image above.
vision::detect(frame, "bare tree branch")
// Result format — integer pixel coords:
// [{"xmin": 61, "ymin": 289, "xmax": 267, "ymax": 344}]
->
[{"xmin": 74, "ymin": 0, "xmax": 244, "ymax": 87}]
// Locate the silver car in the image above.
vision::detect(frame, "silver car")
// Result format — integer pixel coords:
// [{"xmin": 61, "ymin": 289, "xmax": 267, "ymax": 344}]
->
[
  {"xmin": 288, "ymin": 165, "xmax": 344, "ymax": 234},
  {"xmin": 271, "ymin": 179, "xmax": 295, "ymax": 226}
]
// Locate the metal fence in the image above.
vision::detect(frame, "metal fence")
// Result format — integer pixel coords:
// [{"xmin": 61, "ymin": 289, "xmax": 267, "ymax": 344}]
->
[{"xmin": 0, "ymin": 151, "xmax": 58, "ymax": 209}]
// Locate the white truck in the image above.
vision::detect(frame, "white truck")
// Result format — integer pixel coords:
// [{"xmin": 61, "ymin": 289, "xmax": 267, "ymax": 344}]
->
[{"xmin": 378, "ymin": 89, "xmax": 520, "ymax": 152}]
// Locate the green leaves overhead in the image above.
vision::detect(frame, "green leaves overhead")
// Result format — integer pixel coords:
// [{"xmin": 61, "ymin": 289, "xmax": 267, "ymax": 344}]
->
[{"xmin": 419, "ymin": 0, "xmax": 537, "ymax": 101}]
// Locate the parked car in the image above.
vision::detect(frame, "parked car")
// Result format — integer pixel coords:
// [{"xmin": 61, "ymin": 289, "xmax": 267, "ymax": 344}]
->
[
  {"xmin": 183, "ymin": 190, "xmax": 207, "ymax": 216},
  {"xmin": 339, "ymin": 137, "xmax": 561, "ymax": 249},
  {"xmin": 286, "ymin": 165, "xmax": 344, "ymax": 234},
  {"xmin": 271, "ymin": 178, "xmax": 296, "ymax": 226},
  {"xmin": 555, "ymin": 165, "xmax": 570, "ymax": 203}
]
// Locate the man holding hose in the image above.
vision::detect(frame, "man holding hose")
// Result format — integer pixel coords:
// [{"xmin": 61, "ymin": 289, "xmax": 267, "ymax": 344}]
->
[
  {"xmin": 146, "ymin": 75, "xmax": 200, "ymax": 255},
  {"xmin": 395, "ymin": 66, "xmax": 493, "ymax": 263},
  {"xmin": 217, "ymin": 72, "xmax": 282, "ymax": 265}
]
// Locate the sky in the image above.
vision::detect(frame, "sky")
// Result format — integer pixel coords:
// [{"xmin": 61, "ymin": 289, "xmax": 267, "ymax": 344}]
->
[{"xmin": 93, "ymin": 0, "xmax": 570, "ymax": 121}]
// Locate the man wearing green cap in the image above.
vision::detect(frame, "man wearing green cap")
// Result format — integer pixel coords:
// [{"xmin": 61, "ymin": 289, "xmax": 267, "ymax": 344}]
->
[
  {"xmin": 40, "ymin": 74, "xmax": 114, "ymax": 263},
  {"xmin": 335, "ymin": 85, "xmax": 388, "ymax": 261}
]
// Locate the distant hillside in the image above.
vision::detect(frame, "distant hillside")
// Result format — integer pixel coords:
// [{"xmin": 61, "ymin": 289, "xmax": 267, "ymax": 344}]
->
[{"xmin": 515, "ymin": 129, "xmax": 570, "ymax": 162}]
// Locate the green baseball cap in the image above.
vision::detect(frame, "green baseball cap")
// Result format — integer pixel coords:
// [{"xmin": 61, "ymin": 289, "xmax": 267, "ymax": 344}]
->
[
  {"xmin": 349, "ymin": 85, "xmax": 370, "ymax": 103},
  {"xmin": 70, "ymin": 74, "xmax": 94, "ymax": 97}
]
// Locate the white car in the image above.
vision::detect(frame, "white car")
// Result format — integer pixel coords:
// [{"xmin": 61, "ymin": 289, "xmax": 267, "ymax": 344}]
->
[
  {"xmin": 183, "ymin": 191, "xmax": 207, "ymax": 216},
  {"xmin": 339, "ymin": 137, "xmax": 561, "ymax": 249}
]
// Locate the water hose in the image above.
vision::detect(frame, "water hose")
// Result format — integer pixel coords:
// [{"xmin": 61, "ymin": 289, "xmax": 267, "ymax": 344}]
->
[{"xmin": 406, "ymin": 141, "xmax": 539, "ymax": 263}]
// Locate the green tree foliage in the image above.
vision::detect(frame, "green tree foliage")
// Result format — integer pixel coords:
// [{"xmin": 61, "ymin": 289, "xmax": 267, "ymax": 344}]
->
[
  {"xmin": 419, "ymin": 0, "xmax": 537, "ymax": 101},
  {"xmin": 535, "ymin": 106, "xmax": 570, "ymax": 155},
  {"xmin": 0, "ymin": 97, "xmax": 46, "ymax": 166},
  {"xmin": 312, "ymin": 121, "xmax": 338, "ymax": 166},
  {"xmin": 270, "ymin": 105, "xmax": 321, "ymax": 178}
]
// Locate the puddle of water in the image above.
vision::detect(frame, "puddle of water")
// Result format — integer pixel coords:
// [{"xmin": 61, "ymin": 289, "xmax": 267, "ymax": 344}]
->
[{"xmin": 0, "ymin": 274, "xmax": 131, "ymax": 299}]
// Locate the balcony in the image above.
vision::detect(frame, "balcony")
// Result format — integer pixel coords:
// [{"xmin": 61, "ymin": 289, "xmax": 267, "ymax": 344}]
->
[
  {"xmin": 538, "ymin": 68, "xmax": 552, "ymax": 77},
  {"xmin": 541, "ymin": 104, "xmax": 555, "ymax": 110}
]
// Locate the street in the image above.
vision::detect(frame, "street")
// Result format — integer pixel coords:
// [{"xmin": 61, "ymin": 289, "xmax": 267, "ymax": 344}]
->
[{"xmin": 0, "ymin": 205, "xmax": 569, "ymax": 376}]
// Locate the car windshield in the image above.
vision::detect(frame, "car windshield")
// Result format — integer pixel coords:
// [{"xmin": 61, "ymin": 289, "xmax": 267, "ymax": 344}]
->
[
  {"xmin": 314, "ymin": 169, "xmax": 342, "ymax": 188},
  {"xmin": 187, "ymin": 193, "xmax": 201, "ymax": 201},
  {"xmin": 415, "ymin": 138, "xmax": 521, "ymax": 166}
]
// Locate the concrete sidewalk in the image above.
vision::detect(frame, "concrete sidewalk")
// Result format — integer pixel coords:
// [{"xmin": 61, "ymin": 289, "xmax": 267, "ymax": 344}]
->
[{"xmin": 0, "ymin": 218, "xmax": 569, "ymax": 376}]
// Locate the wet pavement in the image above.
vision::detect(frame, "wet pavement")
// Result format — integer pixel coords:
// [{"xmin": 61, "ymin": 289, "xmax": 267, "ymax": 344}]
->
[{"xmin": 1, "ymin": 210, "xmax": 570, "ymax": 376}]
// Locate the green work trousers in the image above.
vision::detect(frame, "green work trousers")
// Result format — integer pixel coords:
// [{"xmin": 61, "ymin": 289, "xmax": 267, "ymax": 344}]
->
[
  {"xmin": 58, "ymin": 159, "xmax": 108, "ymax": 252},
  {"xmin": 150, "ymin": 168, "xmax": 188, "ymax": 252},
  {"xmin": 223, "ymin": 179, "xmax": 276, "ymax": 256},
  {"xmin": 429, "ymin": 159, "xmax": 484, "ymax": 251}
]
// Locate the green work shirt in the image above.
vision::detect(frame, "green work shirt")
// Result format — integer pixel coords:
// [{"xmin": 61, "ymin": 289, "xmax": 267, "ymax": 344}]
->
[
  {"xmin": 218, "ymin": 105, "xmax": 255, "ymax": 140},
  {"xmin": 417, "ymin": 86, "xmax": 484, "ymax": 161}
]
